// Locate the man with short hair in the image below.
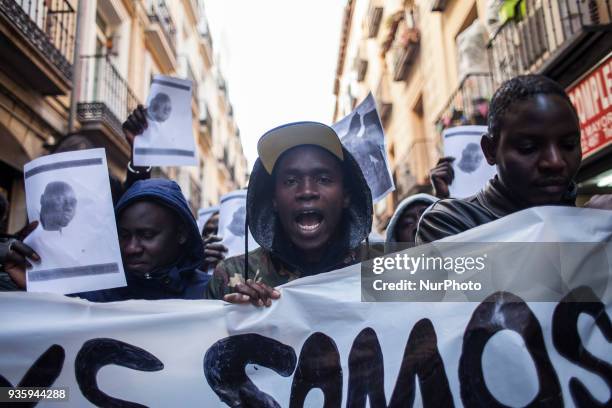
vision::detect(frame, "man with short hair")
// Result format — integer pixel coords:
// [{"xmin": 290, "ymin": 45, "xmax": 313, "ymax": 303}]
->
[
  {"xmin": 416, "ymin": 75, "xmax": 608, "ymax": 244},
  {"xmin": 205, "ymin": 122, "xmax": 373, "ymax": 305}
]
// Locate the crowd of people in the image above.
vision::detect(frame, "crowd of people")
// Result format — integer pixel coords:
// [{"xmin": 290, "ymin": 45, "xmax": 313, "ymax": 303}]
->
[{"xmin": 0, "ymin": 74, "xmax": 610, "ymax": 305}]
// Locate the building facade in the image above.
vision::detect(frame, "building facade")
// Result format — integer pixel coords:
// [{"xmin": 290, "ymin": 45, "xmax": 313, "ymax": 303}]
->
[
  {"xmin": 0, "ymin": 0, "xmax": 247, "ymax": 232},
  {"xmin": 333, "ymin": 0, "xmax": 611, "ymax": 230}
]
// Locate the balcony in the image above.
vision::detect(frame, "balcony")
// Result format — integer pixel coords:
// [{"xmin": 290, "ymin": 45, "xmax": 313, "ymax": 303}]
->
[
  {"xmin": 145, "ymin": 0, "xmax": 177, "ymax": 72},
  {"xmin": 181, "ymin": 0, "xmax": 199, "ymax": 26},
  {"xmin": 188, "ymin": 175, "xmax": 201, "ymax": 215},
  {"xmin": 435, "ymin": 73, "xmax": 495, "ymax": 131},
  {"xmin": 356, "ymin": 58, "xmax": 368, "ymax": 81},
  {"xmin": 197, "ymin": 20, "xmax": 213, "ymax": 70},
  {"xmin": 198, "ymin": 100, "xmax": 212, "ymax": 148},
  {"xmin": 431, "ymin": 0, "xmax": 449, "ymax": 12},
  {"xmin": 390, "ymin": 27, "xmax": 419, "ymax": 81},
  {"xmin": 375, "ymin": 74, "xmax": 392, "ymax": 126},
  {"xmin": 0, "ymin": 0, "xmax": 76, "ymax": 95},
  {"xmin": 367, "ymin": 2, "xmax": 383, "ymax": 38},
  {"xmin": 77, "ymin": 55, "xmax": 140, "ymax": 160},
  {"xmin": 489, "ymin": 0, "xmax": 611, "ymax": 86},
  {"xmin": 181, "ymin": 56, "xmax": 198, "ymax": 107},
  {"xmin": 381, "ymin": 9, "xmax": 420, "ymax": 81}
]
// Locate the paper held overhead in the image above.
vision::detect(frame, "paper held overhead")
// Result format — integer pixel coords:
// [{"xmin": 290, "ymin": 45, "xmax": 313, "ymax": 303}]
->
[
  {"xmin": 133, "ymin": 75, "xmax": 197, "ymax": 167},
  {"xmin": 332, "ymin": 92, "xmax": 395, "ymax": 203}
]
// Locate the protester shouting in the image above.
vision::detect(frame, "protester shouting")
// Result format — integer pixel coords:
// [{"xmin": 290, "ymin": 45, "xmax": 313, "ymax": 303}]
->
[
  {"xmin": 416, "ymin": 75, "xmax": 611, "ymax": 244},
  {"xmin": 206, "ymin": 122, "xmax": 373, "ymax": 306}
]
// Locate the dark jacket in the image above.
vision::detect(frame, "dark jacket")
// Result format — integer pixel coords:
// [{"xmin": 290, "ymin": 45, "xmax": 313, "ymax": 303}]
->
[
  {"xmin": 206, "ymin": 148, "xmax": 373, "ymax": 299},
  {"xmin": 78, "ymin": 179, "xmax": 209, "ymax": 301},
  {"xmin": 415, "ymin": 176, "xmax": 576, "ymax": 244}
]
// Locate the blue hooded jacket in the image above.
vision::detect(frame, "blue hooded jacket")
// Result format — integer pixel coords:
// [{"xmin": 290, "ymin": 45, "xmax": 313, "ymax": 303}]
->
[{"xmin": 77, "ymin": 179, "xmax": 209, "ymax": 301}]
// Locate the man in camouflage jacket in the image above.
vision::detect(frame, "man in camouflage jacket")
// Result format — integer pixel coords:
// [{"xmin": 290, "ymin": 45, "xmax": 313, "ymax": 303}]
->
[{"xmin": 206, "ymin": 121, "xmax": 373, "ymax": 305}]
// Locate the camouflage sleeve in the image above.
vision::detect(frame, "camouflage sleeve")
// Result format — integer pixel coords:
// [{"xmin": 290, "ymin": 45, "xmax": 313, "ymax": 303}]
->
[{"xmin": 204, "ymin": 256, "xmax": 246, "ymax": 300}]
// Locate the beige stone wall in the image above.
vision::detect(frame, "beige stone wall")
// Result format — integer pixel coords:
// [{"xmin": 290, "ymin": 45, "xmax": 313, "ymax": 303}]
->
[
  {"xmin": 0, "ymin": 0, "xmax": 248, "ymax": 232},
  {"xmin": 333, "ymin": 0, "xmax": 490, "ymax": 228}
]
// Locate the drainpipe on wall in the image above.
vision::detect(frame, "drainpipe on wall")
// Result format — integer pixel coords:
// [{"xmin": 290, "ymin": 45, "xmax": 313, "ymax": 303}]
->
[{"xmin": 67, "ymin": 0, "xmax": 86, "ymax": 134}]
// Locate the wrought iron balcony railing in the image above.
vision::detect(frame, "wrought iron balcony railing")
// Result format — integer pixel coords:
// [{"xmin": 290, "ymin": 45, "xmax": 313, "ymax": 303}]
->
[
  {"xmin": 146, "ymin": 0, "xmax": 177, "ymax": 52},
  {"xmin": 0, "ymin": 0, "xmax": 76, "ymax": 81},
  {"xmin": 489, "ymin": 0, "xmax": 611, "ymax": 84},
  {"xmin": 436, "ymin": 73, "xmax": 495, "ymax": 131},
  {"xmin": 77, "ymin": 55, "xmax": 140, "ymax": 138}
]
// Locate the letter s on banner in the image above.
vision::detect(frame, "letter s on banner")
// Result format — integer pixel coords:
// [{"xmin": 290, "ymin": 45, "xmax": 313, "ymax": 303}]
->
[
  {"xmin": 553, "ymin": 286, "xmax": 612, "ymax": 407},
  {"xmin": 75, "ymin": 338, "xmax": 164, "ymax": 408},
  {"xmin": 204, "ymin": 333, "xmax": 297, "ymax": 408}
]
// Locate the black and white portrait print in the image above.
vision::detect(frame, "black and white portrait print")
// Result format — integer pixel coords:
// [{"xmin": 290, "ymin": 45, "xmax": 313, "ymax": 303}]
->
[
  {"xmin": 457, "ymin": 142, "xmax": 483, "ymax": 174},
  {"xmin": 24, "ymin": 148, "xmax": 126, "ymax": 294},
  {"xmin": 146, "ymin": 92, "xmax": 172, "ymax": 123},
  {"xmin": 133, "ymin": 75, "xmax": 197, "ymax": 167},
  {"xmin": 442, "ymin": 125, "xmax": 496, "ymax": 198},
  {"xmin": 227, "ymin": 205, "xmax": 246, "ymax": 237},
  {"xmin": 218, "ymin": 190, "xmax": 259, "ymax": 258},
  {"xmin": 39, "ymin": 181, "xmax": 77, "ymax": 232}
]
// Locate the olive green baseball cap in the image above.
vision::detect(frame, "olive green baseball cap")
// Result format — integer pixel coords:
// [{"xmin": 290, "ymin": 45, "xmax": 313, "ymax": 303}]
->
[{"xmin": 257, "ymin": 121, "xmax": 344, "ymax": 174}]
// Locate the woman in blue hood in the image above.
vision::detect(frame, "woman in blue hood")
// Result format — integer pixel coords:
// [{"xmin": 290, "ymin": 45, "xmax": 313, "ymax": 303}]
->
[{"xmin": 78, "ymin": 179, "xmax": 209, "ymax": 301}]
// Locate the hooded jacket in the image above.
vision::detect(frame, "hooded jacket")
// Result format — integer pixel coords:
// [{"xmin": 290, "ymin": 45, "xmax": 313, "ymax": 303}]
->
[
  {"xmin": 415, "ymin": 176, "xmax": 576, "ymax": 244},
  {"xmin": 385, "ymin": 193, "xmax": 437, "ymax": 249},
  {"xmin": 206, "ymin": 147, "xmax": 372, "ymax": 299},
  {"xmin": 78, "ymin": 179, "xmax": 208, "ymax": 301}
]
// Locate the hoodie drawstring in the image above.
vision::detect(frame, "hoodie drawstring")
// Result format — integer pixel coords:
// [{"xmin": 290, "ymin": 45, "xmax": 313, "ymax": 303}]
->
[{"xmin": 244, "ymin": 208, "xmax": 249, "ymax": 281}]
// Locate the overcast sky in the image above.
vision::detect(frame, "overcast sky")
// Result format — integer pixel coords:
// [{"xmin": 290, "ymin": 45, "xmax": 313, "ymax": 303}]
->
[{"xmin": 204, "ymin": 0, "xmax": 346, "ymax": 167}]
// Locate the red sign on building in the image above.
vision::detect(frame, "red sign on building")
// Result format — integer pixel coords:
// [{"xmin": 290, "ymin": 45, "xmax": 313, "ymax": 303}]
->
[{"xmin": 567, "ymin": 55, "xmax": 612, "ymax": 158}]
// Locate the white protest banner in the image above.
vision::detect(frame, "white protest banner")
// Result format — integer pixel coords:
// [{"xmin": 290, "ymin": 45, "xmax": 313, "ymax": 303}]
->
[
  {"xmin": 23, "ymin": 149, "xmax": 126, "ymax": 295},
  {"xmin": 197, "ymin": 206, "xmax": 219, "ymax": 235},
  {"xmin": 333, "ymin": 92, "xmax": 395, "ymax": 203},
  {"xmin": 443, "ymin": 125, "xmax": 496, "ymax": 198},
  {"xmin": 133, "ymin": 75, "xmax": 197, "ymax": 166},
  {"xmin": 1, "ymin": 207, "xmax": 610, "ymax": 407},
  {"xmin": 218, "ymin": 190, "xmax": 259, "ymax": 258}
]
